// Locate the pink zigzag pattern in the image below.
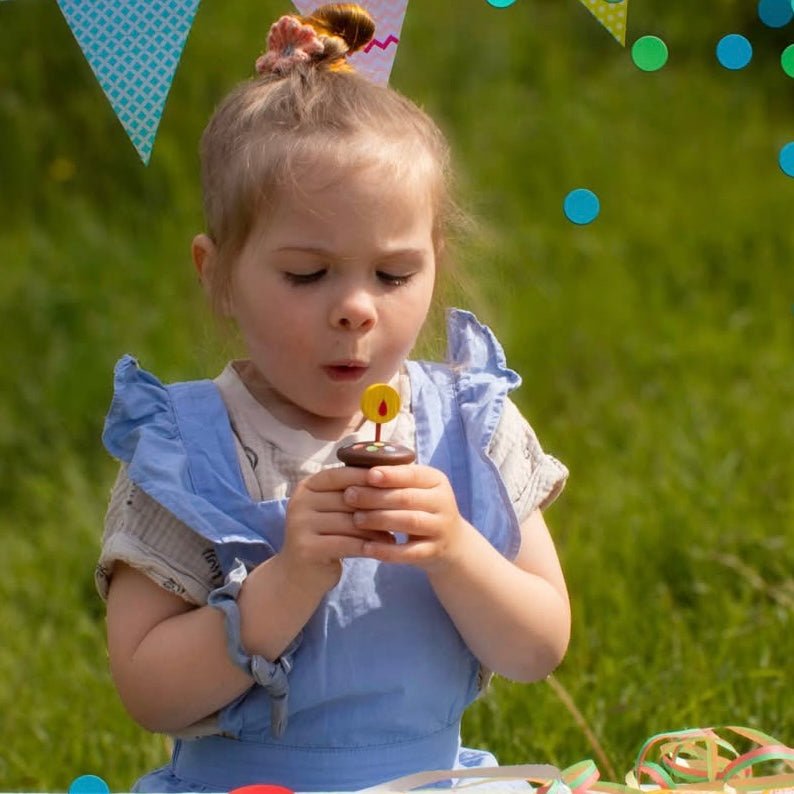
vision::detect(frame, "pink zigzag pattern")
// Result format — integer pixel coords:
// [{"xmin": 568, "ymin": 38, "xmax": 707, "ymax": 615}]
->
[
  {"xmin": 363, "ymin": 34, "xmax": 399, "ymax": 54},
  {"xmin": 292, "ymin": 0, "xmax": 407, "ymax": 85}
]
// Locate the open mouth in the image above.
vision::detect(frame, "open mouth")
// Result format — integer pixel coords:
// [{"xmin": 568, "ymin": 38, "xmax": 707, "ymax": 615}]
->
[{"xmin": 323, "ymin": 364, "xmax": 369, "ymax": 382}]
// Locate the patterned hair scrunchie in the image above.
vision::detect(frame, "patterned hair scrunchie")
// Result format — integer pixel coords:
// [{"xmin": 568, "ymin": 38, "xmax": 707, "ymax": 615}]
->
[{"xmin": 255, "ymin": 15, "xmax": 325, "ymax": 76}]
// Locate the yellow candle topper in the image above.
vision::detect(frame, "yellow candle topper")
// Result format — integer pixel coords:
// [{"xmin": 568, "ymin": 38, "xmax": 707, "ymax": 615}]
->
[{"xmin": 361, "ymin": 383, "xmax": 400, "ymax": 441}]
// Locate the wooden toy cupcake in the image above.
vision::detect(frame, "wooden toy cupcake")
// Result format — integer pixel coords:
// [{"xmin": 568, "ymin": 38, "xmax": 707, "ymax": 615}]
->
[{"xmin": 336, "ymin": 383, "xmax": 415, "ymax": 468}]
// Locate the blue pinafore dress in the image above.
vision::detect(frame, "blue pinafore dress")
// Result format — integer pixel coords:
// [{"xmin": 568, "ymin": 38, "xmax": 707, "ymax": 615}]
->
[{"xmin": 103, "ymin": 310, "xmax": 525, "ymax": 793}]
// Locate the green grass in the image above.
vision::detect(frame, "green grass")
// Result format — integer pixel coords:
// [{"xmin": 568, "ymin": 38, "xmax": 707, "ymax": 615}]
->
[{"xmin": 1, "ymin": 0, "xmax": 792, "ymax": 790}]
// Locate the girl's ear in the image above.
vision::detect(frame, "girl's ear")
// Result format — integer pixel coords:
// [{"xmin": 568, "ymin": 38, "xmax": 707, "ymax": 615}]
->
[
  {"xmin": 191, "ymin": 233, "xmax": 233, "ymax": 315},
  {"xmin": 191, "ymin": 233, "xmax": 216, "ymax": 287}
]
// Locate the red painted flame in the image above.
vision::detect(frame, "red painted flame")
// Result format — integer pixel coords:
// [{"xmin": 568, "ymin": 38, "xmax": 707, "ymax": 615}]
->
[{"xmin": 378, "ymin": 399, "xmax": 388, "ymax": 417}]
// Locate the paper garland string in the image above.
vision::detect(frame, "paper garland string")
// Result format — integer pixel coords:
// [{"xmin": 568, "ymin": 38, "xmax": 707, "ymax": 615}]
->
[
  {"xmin": 553, "ymin": 725, "xmax": 794, "ymax": 794},
  {"xmin": 577, "ymin": 0, "xmax": 629, "ymax": 46},
  {"xmin": 292, "ymin": 0, "xmax": 408, "ymax": 85},
  {"xmin": 55, "ymin": 0, "xmax": 201, "ymax": 164},
  {"xmin": 2, "ymin": 0, "xmax": 624, "ymax": 162},
  {"xmin": 369, "ymin": 727, "xmax": 794, "ymax": 794}
]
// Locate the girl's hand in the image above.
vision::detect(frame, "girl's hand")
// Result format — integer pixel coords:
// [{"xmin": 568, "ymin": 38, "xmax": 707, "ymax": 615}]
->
[
  {"xmin": 280, "ymin": 466, "xmax": 395, "ymax": 591},
  {"xmin": 342, "ymin": 465, "xmax": 472, "ymax": 572}
]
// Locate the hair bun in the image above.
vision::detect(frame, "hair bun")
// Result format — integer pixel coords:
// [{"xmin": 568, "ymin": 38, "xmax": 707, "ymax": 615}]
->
[{"xmin": 306, "ymin": 3, "xmax": 376, "ymax": 56}]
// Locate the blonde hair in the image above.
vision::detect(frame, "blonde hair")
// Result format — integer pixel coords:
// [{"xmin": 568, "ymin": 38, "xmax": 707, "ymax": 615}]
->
[{"xmin": 199, "ymin": 3, "xmax": 466, "ymax": 311}]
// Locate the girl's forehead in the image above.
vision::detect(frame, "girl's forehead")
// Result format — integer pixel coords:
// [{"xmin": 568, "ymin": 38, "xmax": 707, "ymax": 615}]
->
[
  {"xmin": 280, "ymin": 133, "xmax": 440, "ymax": 192},
  {"xmin": 246, "ymin": 162, "xmax": 436, "ymax": 253},
  {"xmin": 271, "ymin": 155, "xmax": 433, "ymax": 217}
]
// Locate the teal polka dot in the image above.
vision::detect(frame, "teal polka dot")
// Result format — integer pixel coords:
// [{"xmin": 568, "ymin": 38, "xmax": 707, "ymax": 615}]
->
[
  {"xmin": 486, "ymin": 0, "xmax": 517, "ymax": 7},
  {"xmin": 758, "ymin": 0, "xmax": 793, "ymax": 27},
  {"xmin": 716, "ymin": 34, "xmax": 753, "ymax": 70},
  {"xmin": 69, "ymin": 776, "xmax": 110, "ymax": 794},
  {"xmin": 778, "ymin": 142, "xmax": 794, "ymax": 176},
  {"xmin": 564, "ymin": 189, "xmax": 600, "ymax": 225}
]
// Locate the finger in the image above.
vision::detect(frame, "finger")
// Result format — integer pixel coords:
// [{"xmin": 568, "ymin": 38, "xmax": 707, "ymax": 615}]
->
[
  {"xmin": 296, "ymin": 490, "xmax": 356, "ymax": 514},
  {"xmin": 290, "ymin": 511, "xmax": 391, "ymax": 543},
  {"xmin": 360, "ymin": 537, "xmax": 438, "ymax": 566},
  {"xmin": 304, "ymin": 466, "xmax": 371, "ymax": 493},
  {"xmin": 306, "ymin": 512, "xmax": 365, "ymax": 537},
  {"xmin": 316, "ymin": 531, "xmax": 398, "ymax": 559},
  {"xmin": 352, "ymin": 509, "xmax": 436, "ymax": 537},
  {"xmin": 343, "ymin": 485, "xmax": 437, "ymax": 512},
  {"xmin": 366, "ymin": 464, "xmax": 444, "ymax": 490},
  {"xmin": 311, "ymin": 534, "xmax": 379, "ymax": 561}
]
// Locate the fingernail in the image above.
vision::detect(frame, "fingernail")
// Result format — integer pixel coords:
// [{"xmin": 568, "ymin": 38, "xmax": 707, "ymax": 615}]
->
[
  {"xmin": 369, "ymin": 468, "xmax": 385, "ymax": 483},
  {"xmin": 353, "ymin": 511, "xmax": 365, "ymax": 526},
  {"xmin": 345, "ymin": 486, "xmax": 358, "ymax": 504}
]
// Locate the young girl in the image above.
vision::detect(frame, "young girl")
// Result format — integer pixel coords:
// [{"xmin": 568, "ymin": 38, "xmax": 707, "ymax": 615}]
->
[{"xmin": 97, "ymin": 4, "xmax": 571, "ymax": 791}]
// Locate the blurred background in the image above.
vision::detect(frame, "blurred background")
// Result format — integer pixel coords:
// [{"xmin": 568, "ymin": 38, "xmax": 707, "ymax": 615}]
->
[{"xmin": 0, "ymin": 0, "xmax": 792, "ymax": 789}]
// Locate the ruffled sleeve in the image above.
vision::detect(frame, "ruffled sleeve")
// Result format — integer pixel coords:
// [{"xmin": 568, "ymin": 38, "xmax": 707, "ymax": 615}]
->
[
  {"xmin": 488, "ymin": 397, "xmax": 569, "ymax": 522},
  {"xmin": 446, "ymin": 309, "xmax": 522, "ymax": 454},
  {"xmin": 443, "ymin": 310, "xmax": 568, "ymax": 556},
  {"xmin": 444, "ymin": 311, "xmax": 568, "ymax": 519},
  {"xmin": 102, "ymin": 356, "xmax": 279, "ymax": 563},
  {"xmin": 96, "ymin": 464, "xmax": 224, "ymax": 605}
]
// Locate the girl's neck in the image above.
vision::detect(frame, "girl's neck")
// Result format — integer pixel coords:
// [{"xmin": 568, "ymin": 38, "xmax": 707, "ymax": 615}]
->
[{"xmin": 233, "ymin": 361, "xmax": 365, "ymax": 441}]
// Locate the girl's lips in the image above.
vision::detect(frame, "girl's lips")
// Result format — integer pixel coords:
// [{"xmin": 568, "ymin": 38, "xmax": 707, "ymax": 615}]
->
[{"xmin": 323, "ymin": 364, "xmax": 369, "ymax": 382}]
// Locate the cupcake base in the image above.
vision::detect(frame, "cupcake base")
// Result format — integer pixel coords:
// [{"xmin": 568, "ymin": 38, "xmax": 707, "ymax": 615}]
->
[{"xmin": 336, "ymin": 441, "xmax": 416, "ymax": 468}]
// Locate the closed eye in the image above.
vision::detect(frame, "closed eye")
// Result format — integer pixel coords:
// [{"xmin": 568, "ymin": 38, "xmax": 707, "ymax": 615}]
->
[
  {"xmin": 377, "ymin": 271, "xmax": 413, "ymax": 287},
  {"xmin": 283, "ymin": 269, "xmax": 326, "ymax": 285}
]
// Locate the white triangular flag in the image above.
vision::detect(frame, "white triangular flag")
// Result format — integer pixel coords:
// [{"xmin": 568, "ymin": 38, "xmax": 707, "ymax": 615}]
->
[{"xmin": 291, "ymin": 0, "xmax": 408, "ymax": 84}]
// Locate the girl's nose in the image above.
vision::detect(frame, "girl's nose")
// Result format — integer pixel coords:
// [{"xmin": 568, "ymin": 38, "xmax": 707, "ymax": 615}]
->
[{"xmin": 330, "ymin": 288, "xmax": 377, "ymax": 331}]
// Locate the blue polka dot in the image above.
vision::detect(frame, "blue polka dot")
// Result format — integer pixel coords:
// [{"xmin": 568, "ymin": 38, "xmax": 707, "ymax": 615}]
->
[
  {"xmin": 716, "ymin": 34, "xmax": 753, "ymax": 69},
  {"xmin": 564, "ymin": 189, "xmax": 600, "ymax": 225},
  {"xmin": 778, "ymin": 142, "xmax": 794, "ymax": 176},
  {"xmin": 758, "ymin": 0, "xmax": 793, "ymax": 27},
  {"xmin": 69, "ymin": 775, "xmax": 110, "ymax": 794},
  {"xmin": 486, "ymin": 0, "xmax": 517, "ymax": 7}
]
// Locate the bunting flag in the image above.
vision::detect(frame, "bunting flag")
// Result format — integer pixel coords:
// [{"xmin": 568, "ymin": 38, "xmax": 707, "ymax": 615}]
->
[
  {"xmin": 577, "ymin": 0, "xmax": 628, "ymax": 46},
  {"xmin": 292, "ymin": 0, "xmax": 408, "ymax": 85},
  {"xmin": 55, "ymin": 0, "xmax": 202, "ymax": 164}
]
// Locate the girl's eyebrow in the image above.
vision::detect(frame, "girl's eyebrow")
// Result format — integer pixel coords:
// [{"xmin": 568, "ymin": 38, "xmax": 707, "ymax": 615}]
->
[
  {"xmin": 377, "ymin": 249, "xmax": 427, "ymax": 264},
  {"xmin": 274, "ymin": 246, "xmax": 332, "ymax": 255},
  {"xmin": 274, "ymin": 246, "xmax": 428, "ymax": 263}
]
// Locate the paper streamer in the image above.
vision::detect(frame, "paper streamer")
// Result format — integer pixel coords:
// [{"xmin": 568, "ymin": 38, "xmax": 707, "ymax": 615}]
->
[
  {"xmin": 55, "ymin": 0, "xmax": 201, "ymax": 164},
  {"xmin": 577, "ymin": 0, "xmax": 629, "ymax": 46},
  {"xmin": 292, "ymin": 0, "xmax": 408, "ymax": 84}
]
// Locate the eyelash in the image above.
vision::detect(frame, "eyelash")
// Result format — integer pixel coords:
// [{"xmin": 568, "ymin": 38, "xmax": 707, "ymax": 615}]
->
[
  {"xmin": 283, "ymin": 270, "xmax": 413, "ymax": 287},
  {"xmin": 284, "ymin": 270, "xmax": 326, "ymax": 285},
  {"xmin": 377, "ymin": 271, "xmax": 412, "ymax": 287}
]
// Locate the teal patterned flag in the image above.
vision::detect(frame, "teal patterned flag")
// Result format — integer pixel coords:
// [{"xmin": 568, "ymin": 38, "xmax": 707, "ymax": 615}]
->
[{"xmin": 56, "ymin": 0, "xmax": 202, "ymax": 164}]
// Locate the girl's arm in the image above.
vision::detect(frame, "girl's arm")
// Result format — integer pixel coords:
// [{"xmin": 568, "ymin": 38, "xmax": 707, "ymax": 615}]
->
[
  {"xmin": 424, "ymin": 508, "xmax": 570, "ymax": 682},
  {"xmin": 106, "ymin": 554, "xmax": 325, "ymax": 733},
  {"xmin": 345, "ymin": 466, "xmax": 571, "ymax": 682},
  {"xmin": 106, "ymin": 466, "xmax": 379, "ymax": 734}
]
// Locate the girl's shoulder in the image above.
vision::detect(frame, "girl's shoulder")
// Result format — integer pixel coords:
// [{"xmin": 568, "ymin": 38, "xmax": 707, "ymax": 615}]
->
[
  {"xmin": 489, "ymin": 396, "xmax": 569, "ymax": 519},
  {"xmin": 103, "ymin": 355, "xmax": 225, "ymax": 462}
]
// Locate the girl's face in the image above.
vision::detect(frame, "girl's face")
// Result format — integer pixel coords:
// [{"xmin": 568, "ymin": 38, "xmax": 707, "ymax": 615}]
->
[{"xmin": 209, "ymin": 162, "xmax": 437, "ymax": 437}]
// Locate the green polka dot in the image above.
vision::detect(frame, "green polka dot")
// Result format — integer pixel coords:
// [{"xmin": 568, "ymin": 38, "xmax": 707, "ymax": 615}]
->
[
  {"xmin": 782, "ymin": 44, "xmax": 794, "ymax": 77},
  {"xmin": 632, "ymin": 35, "xmax": 669, "ymax": 72}
]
